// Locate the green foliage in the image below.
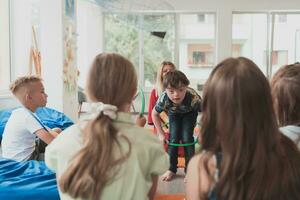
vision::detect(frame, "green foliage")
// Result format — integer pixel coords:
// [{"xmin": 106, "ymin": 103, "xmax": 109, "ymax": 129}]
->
[{"xmin": 104, "ymin": 13, "xmax": 175, "ymax": 87}]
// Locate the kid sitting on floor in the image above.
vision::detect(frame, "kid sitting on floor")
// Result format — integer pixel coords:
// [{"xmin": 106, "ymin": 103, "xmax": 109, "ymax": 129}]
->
[
  {"xmin": 1, "ymin": 76, "xmax": 61, "ymax": 161},
  {"xmin": 152, "ymin": 70, "xmax": 202, "ymax": 181}
]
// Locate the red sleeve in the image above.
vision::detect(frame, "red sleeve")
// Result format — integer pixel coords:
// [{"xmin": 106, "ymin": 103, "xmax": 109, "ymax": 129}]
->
[{"xmin": 147, "ymin": 89, "xmax": 158, "ymax": 125}]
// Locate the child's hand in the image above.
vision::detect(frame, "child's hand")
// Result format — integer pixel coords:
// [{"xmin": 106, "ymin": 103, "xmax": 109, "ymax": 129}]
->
[
  {"xmin": 49, "ymin": 128, "xmax": 62, "ymax": 137},
  {"xmin": 52, "ymin": 128, "xmax": 62, "ymax": 134},
  {"xmin": 158, "ymin": 132, "xmax": 168, "ymax": 144},
  {"xmin": 136, "ymin": 114, "xmax": 146, "ymax": 127}
]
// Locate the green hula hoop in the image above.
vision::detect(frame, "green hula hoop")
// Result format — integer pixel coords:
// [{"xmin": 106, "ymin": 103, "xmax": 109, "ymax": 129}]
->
[
  {"xmin": 168, "ymin": 138, "xmax": 198, "ymax": 147},
  {"xmin": 138, "ymin": 86, "xmax": 145, "ymax": 115}
]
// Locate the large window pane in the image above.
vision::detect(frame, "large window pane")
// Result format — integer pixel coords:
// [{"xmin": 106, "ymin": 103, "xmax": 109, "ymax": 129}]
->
[
  {"xmin": 232, "ymin": 13, "xmax": 268, "ymax": 74},
  {"xmin": 296, "ymin": 29, "xmax": 300, "ymax": 62},
  {"xmin": 143, "ymin": 14, "xmax": 175, "ymax": 88},
  {"xmin": 10, "ymin": 0, "xmax": 40, "ymax": 80},
  {"xmin": 271, "ymin": 13, "xmax": 300, "ymax": 74},
  {"xmin": 104, "ymin": 13, "xmax": 176, "ymax": 114},
  {"xmin": 179, "ymin": 13, "xmax": 216, "ymax": 91},
  {"xmin": 104, "ymin": 13, "xmax": 139, "ymax": 72},
  {"xmin": 0, "ymin": 0, "xmax": 10, "ymax": 91},
  {"xmin": 104, "ymin": 13, "xmax": 175, "ymax": 89}
]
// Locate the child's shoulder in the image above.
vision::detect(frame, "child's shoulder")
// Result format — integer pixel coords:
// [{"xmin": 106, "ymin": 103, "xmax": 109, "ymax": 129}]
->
[
  {"xmin": 124, "ymin": 124, "xmax": 160, "ymax": 144},
  {"xmin": 187, "ymin": 87, "xmax": 202, "ymax": 103},
  {"xmin": 158, "ymin": 91, "xmax": 168, "ymax": 101},
  {"xmin": 10, "ymin": 107, "xmax": 31, "ymax": 118},
  {"xmin": 187, "ymin": 87, "xmax": 200, "ymax": 97}
]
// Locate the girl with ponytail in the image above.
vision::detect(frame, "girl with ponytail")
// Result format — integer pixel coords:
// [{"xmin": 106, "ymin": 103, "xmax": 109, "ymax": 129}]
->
[{"xmin": 45, "ymin": 53, "xmax": 168, "ymax": 200}]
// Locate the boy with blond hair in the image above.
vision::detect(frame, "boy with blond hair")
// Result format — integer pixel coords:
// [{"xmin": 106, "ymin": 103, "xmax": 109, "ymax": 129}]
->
[{"xmin": 1, "ymin": 75, "xmax": 60, "ymax": 161}]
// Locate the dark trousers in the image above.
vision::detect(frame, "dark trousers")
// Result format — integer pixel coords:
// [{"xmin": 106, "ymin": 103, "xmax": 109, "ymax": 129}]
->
[
  {"xmin": 168, "ymin": 111, "xmax": 198, "ymax": 173},
  {"xmin": 29, "ymin": 139, "xmax": 47, "ymax": 161}
]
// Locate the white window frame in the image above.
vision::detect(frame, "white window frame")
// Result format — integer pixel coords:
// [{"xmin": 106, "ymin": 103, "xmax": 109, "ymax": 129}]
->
[{"xmin": 0, "ymin": 0, "xmax": 12, "ymax": 96}]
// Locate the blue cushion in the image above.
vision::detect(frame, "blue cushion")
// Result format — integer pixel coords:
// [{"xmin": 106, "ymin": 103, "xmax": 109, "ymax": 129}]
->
[
  {"xmin": 0, "ymin": 158, "xmax": 59, "ymax": 200},
  {"xmin": 0, "ymin": 107, "xmax": 74, "ymax": 139}
]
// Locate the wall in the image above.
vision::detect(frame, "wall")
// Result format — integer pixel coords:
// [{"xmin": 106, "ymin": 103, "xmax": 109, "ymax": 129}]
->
[
  {"xmin": 40, "ymin": 0, "xmax": 78, "ymax": 121},
  {"xmin": 77, "ymin": 0, "xmax": 104, "ymax": 88}
]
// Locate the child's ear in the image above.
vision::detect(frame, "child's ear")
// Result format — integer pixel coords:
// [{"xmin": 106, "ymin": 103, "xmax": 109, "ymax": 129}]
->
[{"xmin": 25, "ymin": 93, "xmax": 32, "ymax": 101}]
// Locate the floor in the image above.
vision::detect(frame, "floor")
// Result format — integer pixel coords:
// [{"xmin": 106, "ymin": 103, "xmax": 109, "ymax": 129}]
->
[
  {"xmin": 156, "ymin": 168, "xmax": 186, "ymax": 199},
  {"xmin": 157, "ymin": 168, "xmax": 185, "ymax": 194}
]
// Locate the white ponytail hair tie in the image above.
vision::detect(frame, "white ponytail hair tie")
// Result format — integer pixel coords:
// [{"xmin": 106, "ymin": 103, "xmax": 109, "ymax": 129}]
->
[{"xmin": 86, "ymin": 102, "xmax": 118, "ymax": 120}]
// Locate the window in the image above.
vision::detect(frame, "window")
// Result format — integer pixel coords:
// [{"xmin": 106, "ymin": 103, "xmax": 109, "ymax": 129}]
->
[
  {"xmin": 232, "ymin": 12, "xmax": 300, "ymax": 77},
  {"xmin": 296, "ymin": 29, "xmax": 300, "ymax": 62},
  {"xmin": 8, "ymin": 0, "xmax": 41, "ymax": 82},
  {"xmin": 0, "ymin": 0, "xmax": 10, "ymax": 91},
  {"xmin": 271, "ymin": 13, "xmax": 300, "ymax": 74},
  {"xmin": 103, "ymin": 13, "xmax": 217, "ymax": 92},
  {"xmin": 104, "ymin": 13, "xmax": 175, "ymax": 89},
  {"xmin": 178, "ymin": 13, "xmax": 216, "ymax": 89},
  {"xmin": 197, "ymin": 14, "xmax": 205, "ymax": 23},
  {"xmin": 187, "ymin": 44, "xmax": 214, "ymax": 66},
  {"xmin": 272, "ymin": 50, "xmax": 288, "ymax": 66},
  {"xmin": 0, "ymin": 0, "xmax": 42, "ymax": 92},
  {"xmin": 143, "ymin": 14, "xmax": 175, "ymax": 88},
  {"xmin": 277, "ymin": 14, "xmax": 287, "ymax": 23},
  {"xmin": 104, "ymin": 13, "xmax": 139, "ymax": 73},
  {"xmin": 232, "ymin": 13, "xmax": 268, "ymax": 74}
]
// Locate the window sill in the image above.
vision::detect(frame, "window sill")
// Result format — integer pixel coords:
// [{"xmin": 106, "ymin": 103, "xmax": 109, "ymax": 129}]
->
[{"xmin": 187, "ymin": 64, "xmax": 214, "ymax": 68}]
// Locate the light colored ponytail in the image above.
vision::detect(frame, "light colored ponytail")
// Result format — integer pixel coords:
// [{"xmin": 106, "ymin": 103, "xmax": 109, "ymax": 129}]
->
[{"xmin": 59, "ymin": 53, "xmax": 137, "ymax": 199}]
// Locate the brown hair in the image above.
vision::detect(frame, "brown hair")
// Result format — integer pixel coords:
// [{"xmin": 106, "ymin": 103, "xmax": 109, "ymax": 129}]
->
[
  {"xmin": 59, "ymin": 53, "xmax": 137, "ymax": 200},
  {"xmin": 200, "ymin": 57, "xmax": 300, "ymax": 200},
  {"xmin": 271, "ymin": 62, "xmax": 300, "ymax": 126},
  {"xmin": 162, "ymin": 70, "xmax": 189, "ymax": 89},
  {"xmin": 9, "ymin": 75, "xmax": 42, "ymax": 94},
  {"xmin": 156, "ymin": 61, "xmax": 176, "ymax": 95}
]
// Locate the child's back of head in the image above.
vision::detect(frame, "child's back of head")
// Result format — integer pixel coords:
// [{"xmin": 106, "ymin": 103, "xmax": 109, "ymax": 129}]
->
[
  {"xmin": 271, "ymin": 62, "xmax": 300, "ymax": 126},
  {"xmin": 87, "ymin": 53, "xmax": 137, "ymax": 107},
  {"xmin": 10, "ymin": 75, "xmax": 42, "ymax": 96},
  {"xmin": 59, "ymin": 53, "xmax": 138, "ymax": 200},
  {"xmin": 200, "ymin": 57, "xmax": 300, "ymax": 200}
]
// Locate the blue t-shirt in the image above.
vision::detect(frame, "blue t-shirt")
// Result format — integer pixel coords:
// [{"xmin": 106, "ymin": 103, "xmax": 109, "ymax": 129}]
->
[{"xmin": 154, "ymin": 87, "xmax": 201, "ymax": 114}]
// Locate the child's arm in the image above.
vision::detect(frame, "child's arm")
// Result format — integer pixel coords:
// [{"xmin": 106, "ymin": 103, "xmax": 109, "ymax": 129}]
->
[
  {"xmin": 152, "ymin": 109, "xmax": 167, "ymax": 143},
  {"xmin": 186, "ymin": 153, "xmax": 217, "ymax": 200},
  {"xmin": 35, "ymin": 129, "xmax": 55, "ymax": 144},
  {"xmin": 147, "ymin": 89, "xmax": 157, "ymax": 125},
  {"xmin": 148, "ymin": 175, "xmax": 158, "ymax": 200}
]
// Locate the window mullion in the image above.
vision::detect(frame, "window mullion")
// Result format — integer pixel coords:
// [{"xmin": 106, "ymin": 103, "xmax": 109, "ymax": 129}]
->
[{"xmin": 138, "ymin": 14, "xmax": 144, "ymax": 88}]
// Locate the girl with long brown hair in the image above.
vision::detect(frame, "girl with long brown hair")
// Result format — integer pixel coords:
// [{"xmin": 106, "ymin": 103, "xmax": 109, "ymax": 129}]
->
[
  {"xmin": 185, "ymin": 57, "xmax": 300, "ymax": 200},
  {"xmin": 45, "ymin": 53, "xmax": 168, "ymax": 200},
  {"xmin": 271, "ymin": 62, "xmax": 300, "ymax": 149}
]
